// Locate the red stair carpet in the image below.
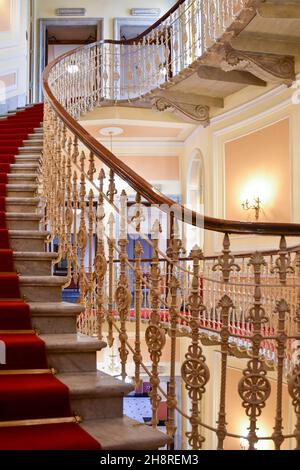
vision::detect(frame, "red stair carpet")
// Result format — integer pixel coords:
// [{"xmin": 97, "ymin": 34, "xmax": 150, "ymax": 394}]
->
[{"xmin": 0, "ymin": 105, "xmax": 101, "ymax": 450}]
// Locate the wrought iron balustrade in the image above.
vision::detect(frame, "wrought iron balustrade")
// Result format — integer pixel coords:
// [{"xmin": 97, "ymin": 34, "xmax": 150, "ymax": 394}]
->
[{"xmin": 42, "ymin": 0, "xmax": 300, "ymax": 451}]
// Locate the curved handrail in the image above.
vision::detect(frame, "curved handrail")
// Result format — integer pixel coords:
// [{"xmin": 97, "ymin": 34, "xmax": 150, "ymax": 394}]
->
[
  {"xmin": 43, "ymin": 0, "xmax": 300, "ymax": 237},
  {"xmin": 108, "ymin": 0, "xmax": 186, "ymax": 44}
]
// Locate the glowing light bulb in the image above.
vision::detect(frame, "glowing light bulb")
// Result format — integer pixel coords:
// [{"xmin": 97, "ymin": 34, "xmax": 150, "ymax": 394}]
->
[
  {"xmin": 67, "ymin": 64, "xmax": 79, "ymax": 74},
  {"xmin": 240, "ymin": 177, "xmax": 272, "ymax": 206}
]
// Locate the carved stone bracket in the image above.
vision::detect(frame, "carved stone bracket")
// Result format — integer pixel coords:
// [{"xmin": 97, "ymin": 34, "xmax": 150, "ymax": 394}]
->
[
  {"xmin": 151, "ymin": 95, "xmax": 210, "ymax": 125},
  {"xmin": 220, "ymin": 44, "xmax": 295, "ymax": 85}
]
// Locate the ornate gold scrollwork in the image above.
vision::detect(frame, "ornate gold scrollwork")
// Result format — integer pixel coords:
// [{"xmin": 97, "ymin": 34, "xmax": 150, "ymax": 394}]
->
[
  {"xmin": 116, "ymin": 190, "xmax": 131, "ymax": 379},
  {"xmin": 181, "ymin": 246, "xmax": 209, "ymax": 449},
  {"xmin": 146, "ymin": 220, "xmax": 165, "ymax": 429},
  {"xmin": 151, "ymin": 95, "xmax": 210, "ymax": 125},
  {"xmin": 213, "ymin": 233, "xmax": 240, "ymax": 283},
  {"xmin": 238, "ymin": 252, "xmax": 271, "ymax": 450}
]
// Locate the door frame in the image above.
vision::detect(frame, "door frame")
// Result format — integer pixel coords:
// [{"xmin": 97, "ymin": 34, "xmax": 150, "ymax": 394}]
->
[
  {"xmin": 113, "ymin": 17, "xmax": 158, "ymax": 40},
  {"xmin": 37, "ymin": 18, "xmax": 104, "ymax": 102}
]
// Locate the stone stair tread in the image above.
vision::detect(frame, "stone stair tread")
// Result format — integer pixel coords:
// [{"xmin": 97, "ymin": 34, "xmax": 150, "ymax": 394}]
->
[
  {"xmin": 29, "ymin": 301, "xmax": 83, "ymax": 316},
  {"xmin": 7, "ymin": 184, "xmax": 38, "ymax": 190},
  {"xmin": 7, "ymin": 174, "xmax": 37, "ymax": 179},
  {"xmin": 6, "ymin": 212, "xmax": 42, "ymax": 220},
  {"xmin": 81, "ymin": 416, "xmax": 171, "ymax": 450},
  {"xmin": 13, "ymin": 251, "xmax": 57, "ymax": 260},
  {"xmin": 19, "ymin": 146, "xmax": 42, "ymax": 150},
  {"xmin": 6, "ymin": 197, "xmax": 40, "ymax": 204},
  {"xmin": 9, "ymin": 229, "xmax": 49, "ymax": 238},
  {"xmin": 15, "ymin": 157, "xmax": 41, "ymax": 162},
  {"xmin": 19, "ymin": 275, "xmax": 68, "ymax": 286},
  {"xmin": 40, "ymin": 333, "xmax": 106, "ymax": 353},
  {"xmin": 11, "ymin": 164, "xmax": 39, "ymax": 168},
  {"xmin": 58, "ymin": 371, "xmax": 133, "ymax": 398}
]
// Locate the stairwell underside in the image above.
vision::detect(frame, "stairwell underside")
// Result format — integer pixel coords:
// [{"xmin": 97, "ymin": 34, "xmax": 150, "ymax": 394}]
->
[{"xmin": 113, "ymin": 2, "xmax": 300, "ymax": 125}]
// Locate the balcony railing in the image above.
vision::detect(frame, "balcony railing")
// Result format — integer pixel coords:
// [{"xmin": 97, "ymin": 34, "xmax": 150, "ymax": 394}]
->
[{"xmin": 42, "ymin": 0, "xmax": 300, "ymax": 451}]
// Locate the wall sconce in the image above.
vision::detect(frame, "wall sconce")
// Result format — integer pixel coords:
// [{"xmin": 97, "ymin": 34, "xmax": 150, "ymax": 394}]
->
[
  {"xmin": 241, "ymin": 196, "xmax": 262, "ymax": 221},
  {"xmin": 240, "ymin": 178, "xmax": 272, "ymax": 221}
]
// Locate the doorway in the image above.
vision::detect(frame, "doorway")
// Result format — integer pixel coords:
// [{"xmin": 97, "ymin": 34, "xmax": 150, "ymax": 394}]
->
[{"xmin": 37, "ymin": 18, "xmax": 104, "ymax": 101}]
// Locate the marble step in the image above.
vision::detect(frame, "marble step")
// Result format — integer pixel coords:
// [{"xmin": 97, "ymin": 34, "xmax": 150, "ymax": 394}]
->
[
  {"xmin": 41, "ymin": 333, "xmax": 106, "ymax": 373},
  {"xmin": 81, "ymin": 416, "xmax": 171, "ymax": 450},
  {"xmin": 19, "ymin": 275, "xmax": 67, "ymax": 302},
  {"xmin": 28, "ymin": 133, "xmax": 44, "ymax": 140},
  {"xmin": 7, "ymin": 174, "xmax": 37, "ymax": 185},
  {"xmin": 5, "ymin": 197, "xmax": 40, "ymax": 213},
  {"xmin": 9, "ymin": 230, "xmax": 49, "ymax": 252},
  {"xmin": 6, "ymin": 184, "xmax": 38, "ymax": 198},
  {"xmin": 58, "ymin": 371, "xmax": 133, "ymax": 420},
  {"xmin": 10, "ymin": 163, "xmax": 39, "ymax": 174},
  {"xmin": 6, "ymin": 212, "xmax": 43, "ymax": 230},
  {"xmin": 18, "ymin": 147, "xmax": 42, "ymax": 155},
  {"xmin": 15, "ymin": 155, "xmax": 41, "ymax": 164},
  {"xmin": 23, "ymin": 139, "xmax": 43, "ymax": 147},
  {"xmin": 13, "ymin": 251, "xmax": 57, "ymax": 276},
  {"xmin": 29, "ymin": 301, "xmax": 82, "ymax": 334}
]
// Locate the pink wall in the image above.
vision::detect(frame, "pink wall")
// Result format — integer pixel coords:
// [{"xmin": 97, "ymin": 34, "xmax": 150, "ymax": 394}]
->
[
  {"xmin": 0, "ymin": 0, "xmax": 10, "ymax": 33},
  {"xmin": 122, "ymin": 155, "xmax": 179, "ymax": 180},
  {"xmin": 225, "ymin": 119, "xmax": 291, "ymax": 223}
]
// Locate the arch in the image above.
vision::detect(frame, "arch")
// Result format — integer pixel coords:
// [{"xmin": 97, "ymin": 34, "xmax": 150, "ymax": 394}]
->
[
  {"xmin": 186, "ymin": 149, "xmax": 205, "ymax": 252},
  {"xmin": 187, "ymin": 148, "xmax": 205, "ymax": 207}
]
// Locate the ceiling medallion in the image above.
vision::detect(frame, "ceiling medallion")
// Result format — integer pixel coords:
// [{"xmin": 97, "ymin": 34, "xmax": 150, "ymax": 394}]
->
[{"xmin": 99, "ymin": 127, "xmax": 124, "ymax": 136}]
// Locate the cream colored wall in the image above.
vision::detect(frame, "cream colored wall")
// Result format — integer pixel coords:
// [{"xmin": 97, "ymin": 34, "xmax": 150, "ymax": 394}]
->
[
  {"xmin": 182, "ymin": 84, "xmax": 300, "ymax": 255},
  {"xmin": 35, "ymin": 0, "xmax": 174, "ymax": 38},
  {"xmin": 0, "ymin": 0, "xmax": 29, "ymax": 106}
]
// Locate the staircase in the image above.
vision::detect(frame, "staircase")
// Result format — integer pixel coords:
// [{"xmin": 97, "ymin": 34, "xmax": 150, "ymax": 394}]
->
[{"xmin": 2, "ymin": 107, "xmax": 169, "ymax": 450}]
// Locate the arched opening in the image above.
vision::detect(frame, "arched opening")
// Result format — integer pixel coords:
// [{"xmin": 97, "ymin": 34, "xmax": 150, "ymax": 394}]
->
[{"xmin": 186, "ymin": 149, "xmax": 205, "ymax": 253}]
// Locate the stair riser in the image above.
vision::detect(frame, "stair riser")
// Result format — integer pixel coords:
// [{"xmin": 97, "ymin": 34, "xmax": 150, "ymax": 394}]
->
[
  {"xmin": 47, "ymin": 351, "xmax": 97, "ymax": 373},
  {"xmin": 10, "ymin": 167, "xmax": 39, "ymax": 174},
  {"xmin": 31, "ymin": 315, "xmax": 77, "ymax": 335},
  {"xmin": 20, "ymin": 284, "xmax": 62, "ymax": 302},
  {"xmin": 13, "ymin": 258, "xmax": 53, "ymax": 276},
  {"xmin": 10, "ymin": 237, "xmax": 47, "ymax": 252},
  {"xmin": 71, "ymin": 397, "xmax": 123, "ymax": 421},
  {"xmin": 15, "ymin": 157, "xmax": 41, "ymax": 164},
  {"xmin": 6, "ymin": 203, "xmax": 38, "ymax": 213},
  {"xmin": 6, "ymin": 189, "xmax": 37, "ymax": 198},
  {"xmin": 23, "ymin": 141, "xmax": 43, "ymax": 148},
  {"xmin": 28, "ymin": 134, "xmax": 44, "ymax": 140},
  {"xmin": 6, "ymin": 219, "xmax": 41, "ymax": 230},
  {"xmin": 18, "ymin": 148, "xmax": 42, "ymax": 155},
  {"xmin": 7, "ymin": 177, "xmax": 37, "ymax": 184}
]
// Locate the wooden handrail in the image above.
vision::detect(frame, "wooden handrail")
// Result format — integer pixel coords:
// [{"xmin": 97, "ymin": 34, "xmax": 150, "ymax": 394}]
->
[
  {"xmin": 42, "ymin": 1, "xmax": 300, "ymax": 237},
  {"xmin": 106, "ymin": 0, "xmax": 186, "ymax": 45}
]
